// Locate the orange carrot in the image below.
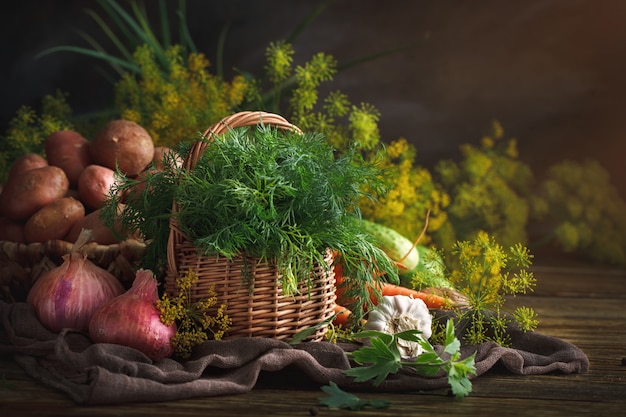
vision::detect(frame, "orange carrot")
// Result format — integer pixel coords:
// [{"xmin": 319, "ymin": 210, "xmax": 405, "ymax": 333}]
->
[
  {"xmin": 332, "ymin": 304, "xmax": 352, "ymax": 327},
  {"xmin": 371, "ymin": 282, "xmax": 449, "ymax": 309},
  {"xmin": 333, "ymin": 259, "xmax": 450, "ymax": 310}
]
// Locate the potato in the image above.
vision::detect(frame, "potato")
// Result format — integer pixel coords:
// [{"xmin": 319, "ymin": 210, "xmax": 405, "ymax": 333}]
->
[
  {"xmin": 0, "ymin": 217, "xmax": 26, "ymax": 243},
  {"xmin": 0, "ymin": 166, "xmax": 69, "ymax": 221},
  {"xmin": 24, "ymin": 197, "xmax": 85, "ymax": 243},
  {"xmin": 7, "ymin": 153, "xmax": 48, "ymax": 181},
  {"xmin": 65, "ymin": 206, "xmax": 125, "ymax": 245},
  {"xmin": 122, "ymin": 168, "xmax": 156, "ymax": 203},
  {"xmin": 90, "ymin": 120, "xmax": 154, "ymax": 177},
  {"xmin": 77, "ymin": 164, "xmax": 118, "ymax": 210},
  {"xmin": 45, "ymin": 130, "xmax": 92, "ymax": 187}
]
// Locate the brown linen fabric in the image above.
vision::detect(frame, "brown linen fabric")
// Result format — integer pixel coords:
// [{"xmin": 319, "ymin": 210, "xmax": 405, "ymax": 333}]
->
[{"xmin": 0, "ymin": 301, "xmax": 589, "ymax": 405}]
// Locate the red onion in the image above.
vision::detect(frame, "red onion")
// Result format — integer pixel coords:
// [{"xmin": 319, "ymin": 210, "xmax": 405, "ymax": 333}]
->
[
  {"xmin": 89, "ymin": 269, "xmax": 176, "ymax": 361},
  {"xmin": 26, "ymin": 231, "xmax": 125, "ymax": 333}
]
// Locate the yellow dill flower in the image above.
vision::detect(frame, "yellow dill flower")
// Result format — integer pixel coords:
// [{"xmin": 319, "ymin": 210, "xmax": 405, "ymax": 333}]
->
[
  {"xmin": 157, "ymin": 269, "xmax": 231, "ymax": 359},
  {"xmin": 462, "ymin": 145, "xmax": 493, "ymax": 178},
  {"xmin": 114, "ymin": 44, "xmax": 250, "ymax": 148},
  {"xmin": 188, "ymin": 52, "xmax": 210, "ymax": 79},
  {"xmin": 228, "ymin": 75, "xmax": 249, "ymax": 106},
  {"xmin": 120, "ymin": 108, "xmax": 141, "ymax": 124},
  {"xmin": 481, "ymin": 135, "xmax": 494, "ymax": 149},
  {"xmin": 291, "ymin": 86, "xmax": 318, "ymax": 112},
  {"xmin": 265, "ymin": 41, "xmax": 294, "ymax": 83},
  {"xmin": 505, "ymin": 139, "xmax": 519, "ymax": 158},
  {"xmin": 491, "ymin": 119, "xmax": 504, "ymax": 140},
  {"xmin": 358, "ymin": 137, "xmax": 449, "ymax": 243},
  {"xmin": 440, "ymin": 232, "xmax": 536, "ymax": 346},
  {"xmin": 386, "ymin": 138, "xmax": 410, "ymax": 159},
  {"xmin": 324, "ymin": 91, "xmax": 350, "ymax": 118},
  {"xmin": 349, "ymin": 103, "xmax": 380, "ymax": 150},
  {"xmin": 434, "ymin": 121, "xmax": 534, "ymax": 249},
  {"xmin": 308, "ymin": 53, "xmax": 337, "ymax": 82},
  {"xmin": 166, "ymin": 45, "xmax": 187, "ymax": 83},
  {"xmin": 1, "ymin": 90, "xmax": 73, "ymax": 182}
]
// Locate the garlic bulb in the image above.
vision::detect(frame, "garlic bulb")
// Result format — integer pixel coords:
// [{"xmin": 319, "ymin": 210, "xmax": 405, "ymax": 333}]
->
[{"xmin": 365, "ymin": 295, "xmax": 432, "ymax": 358}]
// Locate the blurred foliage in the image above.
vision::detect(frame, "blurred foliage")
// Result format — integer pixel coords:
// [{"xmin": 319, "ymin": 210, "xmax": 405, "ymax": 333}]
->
[
  {"xmin": 0, "ymin": 91, "xmax": 74, "ymax": 184},
  {"xmin": 357, "ymin": 138, "xmax": 449, "ymax": 243},
  {"xmin": 531, "ymin": 159, "xmax": 626, "ymax": 266},
  {"xmin": 115, "ymin": 44, "xmax": 249, "ymax": 147},
  {"xmin": 433, "ymin": 120, "xmax": 534, "ymax": 251}
]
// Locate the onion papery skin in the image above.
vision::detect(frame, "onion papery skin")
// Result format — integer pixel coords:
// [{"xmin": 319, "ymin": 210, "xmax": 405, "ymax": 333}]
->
[
  {"xmin": 26, "ymin": 253, "xmax": 125, "ymax": 333},
  {"xmin": 89, "ymin": 269, "xmax": 176, "ymax": 361}
]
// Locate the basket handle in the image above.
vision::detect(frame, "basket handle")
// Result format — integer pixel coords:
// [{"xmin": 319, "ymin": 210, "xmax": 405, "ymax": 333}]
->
[
  {"xmin": 167, "ymin": 111, "xmax": 302, "ymax": 278},
  {"xmin": 182, "ymin": 111, "xmax": 302, "ymax": 172}
]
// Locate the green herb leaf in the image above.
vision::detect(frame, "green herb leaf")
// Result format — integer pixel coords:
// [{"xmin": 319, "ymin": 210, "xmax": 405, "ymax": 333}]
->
[
  {"xmin": 288, "ymin": 315, "xmax": 334, "ymax": 345},
  {"xmin": 448, "ymin": 355, "xmax": 476, "ymax": 398},
  {"xmin": 319, "ymin": 382, "xmax": 390, "ymax": 410},
  {"xmin": 344, "ymin": 319, "xmax": 476, "ymax": 397},
  {"xmin": 346, "ymin": 334, "xmax": 403, "ymax": 386},
  {"xmin": 443, "ymin": 319, "xmax": 461, "ymax": 356}
]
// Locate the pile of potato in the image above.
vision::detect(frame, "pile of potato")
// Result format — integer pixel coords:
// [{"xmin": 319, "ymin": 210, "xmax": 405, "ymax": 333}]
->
[{"xmin": 0, "ymin": 120, "xmax": 175, "ymax": 245}]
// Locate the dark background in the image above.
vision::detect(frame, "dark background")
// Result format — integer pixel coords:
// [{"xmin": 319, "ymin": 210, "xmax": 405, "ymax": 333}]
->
[{"xmin": 2, "ymin": 0, "xmax": 626, "ymax": 196}]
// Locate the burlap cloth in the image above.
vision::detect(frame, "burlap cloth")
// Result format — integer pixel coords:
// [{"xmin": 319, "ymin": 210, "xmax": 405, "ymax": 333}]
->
[{"xmin": 0, "ymin": 301, "xmax": 589, "ymax": 405}]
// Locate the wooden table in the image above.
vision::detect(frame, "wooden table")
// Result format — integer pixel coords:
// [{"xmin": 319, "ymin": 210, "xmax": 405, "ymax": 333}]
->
[{"xmin": 1, "ymin": 260, "xmax": 625, "ymax": 416}]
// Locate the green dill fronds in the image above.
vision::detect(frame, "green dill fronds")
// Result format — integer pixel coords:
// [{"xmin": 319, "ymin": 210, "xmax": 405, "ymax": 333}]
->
[{"xmin": 105, "ymin": 124, "xmax": 397, "ymax": 316}]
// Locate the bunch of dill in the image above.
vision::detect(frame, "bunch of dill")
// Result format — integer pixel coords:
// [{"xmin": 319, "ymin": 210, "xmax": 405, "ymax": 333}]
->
[{"xmin": 104, "ymin": 124, "xmax": 398, "ymax": 318}]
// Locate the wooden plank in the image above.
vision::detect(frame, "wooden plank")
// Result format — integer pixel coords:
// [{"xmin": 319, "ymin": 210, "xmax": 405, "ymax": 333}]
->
[
  {"xmin": 2, "ymin": 381, "xmax": 625, "ymax": 417},
  {"xmin": 530, "ymin": 264, "xmax": 626, "ymax": 298}
]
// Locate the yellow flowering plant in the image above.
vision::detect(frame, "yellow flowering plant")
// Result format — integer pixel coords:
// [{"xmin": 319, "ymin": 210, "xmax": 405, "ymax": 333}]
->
[
  {"xmin": 424, "ymin": 231, "xmax": 538, "ymax": 347},
  {"xmin": 531, "ymin": 159, "xmax": 626, "ymax": 267},
  {"xmin": 0, "ymin": 91, "xmax": 74, "ymax": 184},
  {"xmin": 157, "ymin": 269, "xmax": 231, "ymax": 359},
  {"xmin": 433, "ymin": 120, "xmax": 535, "ymax": 251},
  {"xmin": 115, "ymin": 44, "xmax": 249, "ymax": 148},
  {"xmin": 358, "ymin": 137, "xmax": 450, "ymax": 243}
]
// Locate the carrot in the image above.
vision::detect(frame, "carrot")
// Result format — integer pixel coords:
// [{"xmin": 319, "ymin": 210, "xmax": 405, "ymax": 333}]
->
[
  {"xmin": 332, "ymin": 304, "xmax": 352, "ymax": 327},
  {"xmin": 333, "ymin": 261, "xmax": 450, "ymax": 310},
  {"xmin": 371, "ymin": 282, "xmax": 449, "ymax": 309}
]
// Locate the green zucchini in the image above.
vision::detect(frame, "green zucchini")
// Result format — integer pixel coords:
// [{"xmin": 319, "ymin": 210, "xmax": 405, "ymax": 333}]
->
[
  {"xmin": 360, "ymin": 219, "xmax": 454, "ymax": 289},
  {"xmin": 413, "ymin": 245, "xmax": 453, "ymax": 289},
  {"xmin": 359, "ymin": 219, "xmax": 420, "ymax": 278}
]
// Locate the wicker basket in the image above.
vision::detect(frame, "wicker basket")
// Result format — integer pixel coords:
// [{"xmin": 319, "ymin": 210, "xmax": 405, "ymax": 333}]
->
[
  {"xmin": 0, "ymin": 238, "xmax": 146, "ymax": 303},
  {"xmin": 165, "ymin": 111, "xmax": 337, "ymax": 342}
]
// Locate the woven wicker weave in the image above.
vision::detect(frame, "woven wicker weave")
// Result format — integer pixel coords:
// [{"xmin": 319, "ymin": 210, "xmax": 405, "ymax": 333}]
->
[
  {"xmin": 165, "ymin": 111, "xmax": 336, "ymax": 342},
  {"xmin": 0, "ymin": 238, "xmax": 145, "ymax": 303}
]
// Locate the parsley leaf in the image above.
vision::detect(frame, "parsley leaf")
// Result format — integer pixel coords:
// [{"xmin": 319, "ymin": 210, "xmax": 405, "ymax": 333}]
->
[
  {"xmin": 319, "ymin": 382, "xmax": 390, "ymax": 410},
  {"xmin": 344, "ymin": 319, "xmax": 476, "ymax": 398}
]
